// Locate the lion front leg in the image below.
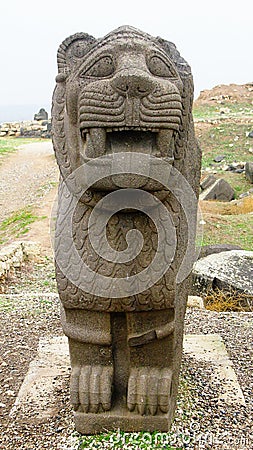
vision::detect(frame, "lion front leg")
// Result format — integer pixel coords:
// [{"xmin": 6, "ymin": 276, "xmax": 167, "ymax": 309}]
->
[
  {"xmin": 126, "ymin": 309, "xmax": 174, "ymax": 416},
  {"xmin": 61, "ymin": 306, "xmax": 113, "ymax": 413}
]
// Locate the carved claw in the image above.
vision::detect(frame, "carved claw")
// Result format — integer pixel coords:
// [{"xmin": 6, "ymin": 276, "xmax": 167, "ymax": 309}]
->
[
  {"xmin": 127, "ymin": 367, "xmax": 172, "ymax": 415},
  {"xmin": 70, "ymin": 365, "xmax": 113, "ymax": 413}
]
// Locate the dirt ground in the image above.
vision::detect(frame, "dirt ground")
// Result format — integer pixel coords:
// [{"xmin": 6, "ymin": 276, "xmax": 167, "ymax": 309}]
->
[{"xmin": 0, "ymin": 141, "xmax": 58, "ymax": 255}]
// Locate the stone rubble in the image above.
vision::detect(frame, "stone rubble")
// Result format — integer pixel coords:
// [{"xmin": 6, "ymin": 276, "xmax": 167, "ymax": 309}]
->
[
  {"xmin": 0, "ymin": 119, "xmax": 51, "ymax": 138},
  {"xmin": 192, "ymin": 250, "xmax": 253, "ymax": 302},
  {"xmin": 0, "ymin": 241, "xmax": 41, "ymax": 290},
  {"xmin": 245, "ymin": 161, "xmax": 253, "ymax": 183},
  {"xmin": 199, "ymin": 178, "xmax": 235, "ymax": 201}
]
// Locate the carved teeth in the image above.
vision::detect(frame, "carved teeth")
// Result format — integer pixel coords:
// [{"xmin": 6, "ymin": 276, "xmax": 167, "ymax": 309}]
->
[
  {"xmin": 81, "ymin": 127, "xmax": 176, "ymax": 159},
  {"xmin": 85, "ymin": 128, "xmax": 106, "ymax": 158},
  {"xmin": 106, "ymin": 126, "xmax": 159, "ymax": 132},
  {"xmin": 157, "ymin": 130, "xmax": 174, "ymax": 157}
]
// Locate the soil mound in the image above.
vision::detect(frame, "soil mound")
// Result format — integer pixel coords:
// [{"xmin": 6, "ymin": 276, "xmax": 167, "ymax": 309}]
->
[{"xmin": 195, "ymin": 83, "xmax": 253, "ymax": 106}]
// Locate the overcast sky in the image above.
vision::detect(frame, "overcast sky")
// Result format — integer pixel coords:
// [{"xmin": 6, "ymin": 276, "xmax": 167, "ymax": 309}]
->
[{"xmin": 0, "ymin": 0, "xmax": 252, "ymax": 117}]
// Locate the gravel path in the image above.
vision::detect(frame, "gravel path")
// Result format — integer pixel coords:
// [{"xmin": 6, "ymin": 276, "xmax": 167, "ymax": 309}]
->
[
  {"xmin": 0, "ymin": 261, "xmax": 252, "ymax": 449},
  {"xmin": 0, "ymin": 141, "xmax": 58, "ymax": 222}
]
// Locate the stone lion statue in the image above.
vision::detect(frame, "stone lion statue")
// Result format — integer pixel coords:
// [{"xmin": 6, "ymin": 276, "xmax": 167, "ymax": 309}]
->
[{"xmin": 52, "ymin": 26, "xmax": 201, "ymax": 433}]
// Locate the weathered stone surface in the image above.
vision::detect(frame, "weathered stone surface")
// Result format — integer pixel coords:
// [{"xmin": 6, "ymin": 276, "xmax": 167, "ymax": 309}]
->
[
  {"xmin": 52, "ymin": 25, "xmax": 201, "ymax": 433},
  {"xmin": 199, "ymin": 178, "xmax": 234, "ymax": 201},
  {"xmin": 192, "ymin": 250, "xmax": 253, "ymax": 297},
  {"xmin": 213, "ymin": 155, "xmax": 225, "ymax": 163},
  {"xmin": 34, "ymin": 108, "xmax": 48, "ymax": 121},
  {"xmin": 11, "ymin": 334, "xmax": 245, "ymax": 426},
  {"xmin": 0, "ymin": 241, "xmax": 41, "ymax": 289},
  {"xmin": 187, "ymin": 295, "xmax": 204, "ymax": 309},
  {"xmin": 198, "ymin": 243, "xmax": 242, "ymax": 260},
  {"xmin": 245, "ymin": 161, "xmax": 253, "ymax": 183},
  {"xmin": 200, "ymin": 174, "xmax": 216, "ymax": 191}
]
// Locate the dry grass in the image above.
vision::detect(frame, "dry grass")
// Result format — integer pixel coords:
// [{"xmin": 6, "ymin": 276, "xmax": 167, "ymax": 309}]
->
[
  {"xmin": 205, "ymin": 288, "xmax": 253, "ymax": 312},
  {"xmin": 200, "ymin": 196, "xmax": 253, "ymax": 215}
]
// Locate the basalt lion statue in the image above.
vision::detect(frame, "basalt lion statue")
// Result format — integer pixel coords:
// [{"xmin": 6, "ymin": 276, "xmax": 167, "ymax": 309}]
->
[{"xmin": 52, "ymin": 26, "xmax": 201, "ymax": 433}]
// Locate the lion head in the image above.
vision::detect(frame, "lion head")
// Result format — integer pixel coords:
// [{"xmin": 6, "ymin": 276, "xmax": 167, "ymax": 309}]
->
[{"xmin": 52, "ymin": 26, "xmax": 196, "ymax": 196}]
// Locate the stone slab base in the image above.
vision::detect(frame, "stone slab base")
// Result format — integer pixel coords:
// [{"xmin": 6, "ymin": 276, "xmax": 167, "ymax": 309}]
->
[
  {"xmin": 10, "ymin": 334, "xmax": 245, "ymax": 428},
  {"xmin": 75, "ymin": 409, "xmax": 172, "ymax": 434}
]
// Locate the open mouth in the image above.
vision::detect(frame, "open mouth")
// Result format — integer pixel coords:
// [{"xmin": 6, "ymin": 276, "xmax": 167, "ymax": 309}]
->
[
  {"xmin": 79, "ymin": 127, "xmax": 177, "ymax": 191},
  {"xmin": 80, "ymin": 127, "xmax": 176, "ymax": 160}
]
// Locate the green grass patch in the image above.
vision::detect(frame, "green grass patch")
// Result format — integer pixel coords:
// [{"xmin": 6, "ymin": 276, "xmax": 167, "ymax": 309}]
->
[
  {"xmin": 0, "ymin": 297, "xmax": 15, "ymax": 312},
  {"xmin": 72, "ymin": 431, "xmax": 184, "ymax": 449},
  {"xmin": 200, "ymin": 213, "xmax": 253, "ymax": 251},
  {"xmin": 0, "ymin": 206, "xmax": 46, "ymax": 245},
  {"xmin": 196, "ymin": 123, "xmax": 253, "ymax": 169},
  {"xmin": 193, "ymin": 102, "xmax": 253, "ymax": 120},
  {"xmin": 224, "ymin": 173, "xmax": 252, "ymax": 198}
]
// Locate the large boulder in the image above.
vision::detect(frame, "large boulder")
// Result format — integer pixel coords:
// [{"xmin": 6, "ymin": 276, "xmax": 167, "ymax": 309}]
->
[
  {"xmin": 199, "ymin": 178, "xmax": 235, "ymax": 201},
  {"xmin": 200, "ymin": 174, "xmax": 216, "ymax": 191},
  {"xmin": 192, "ymin": 250, "xmax": 253, "ymax": 299},
  {"xmin": 197, "ymin": 243, "xmax": 242, "ymax": 260}
]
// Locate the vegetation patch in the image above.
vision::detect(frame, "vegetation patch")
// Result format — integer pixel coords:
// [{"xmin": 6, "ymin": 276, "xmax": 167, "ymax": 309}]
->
[
  {"xmin": 0, "ymin": 206, "xmax": 46, "ymax": 245},
  {"xmin": 193, "ymin": 102, "xmax": 253, "ymax": 121},
  {"xmin": 199, "ymin": 211, "xmax": 253, "ymax": 251},
  {"xmin": 195, "ymin": 122, "xmax": 253, "ymax": 169},
  {"xmin": 205, "ymin": 288, "xmax": 253, "ymax": 312}
]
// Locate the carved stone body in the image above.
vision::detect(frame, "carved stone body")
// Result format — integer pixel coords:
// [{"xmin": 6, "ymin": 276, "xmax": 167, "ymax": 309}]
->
[{"xmin": 52, "ymin": 26, "xmax": 201, "ymax": 433}]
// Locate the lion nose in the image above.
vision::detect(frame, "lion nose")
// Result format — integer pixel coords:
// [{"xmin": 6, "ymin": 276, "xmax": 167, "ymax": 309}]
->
[{"xmin": 111, "ymin": 70, "xmax": 155, "ymax": 97}]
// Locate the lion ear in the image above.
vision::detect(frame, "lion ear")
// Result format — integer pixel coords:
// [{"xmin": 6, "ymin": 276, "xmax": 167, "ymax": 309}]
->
[{"xmin": 57, "ymin": 32, "xmax": 96, "ymax": 76}]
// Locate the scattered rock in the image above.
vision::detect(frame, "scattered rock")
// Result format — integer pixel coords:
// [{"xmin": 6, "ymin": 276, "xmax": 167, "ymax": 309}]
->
[
  {"xmin": 6, "ymin": 390, "xmax": 15, "ymax": 397},
  {"xmin": 0, "ymin": 241, "xmax": 41, "ymax": 289},
  {"xmin": 192, "ymin": 250, "xmax": 253, "ymax": 300},
  {"xmin": 219, "ymin": 107, "xmax": 230, "ymax": 114},
  {"xmin": 197, "ymin": 244, "xmax": 243, "ymax": 260},
  {"xmin": 187, "ymin": 296, "xmax": 204, "ymax": 309},
  {"xmin": 200, "ymin": 174, "xmax": 216, "ymax": 191},
  {"xmin": 0, "ymin": 120, "xmax": 51, "ymax": 138},
  {"xmin": 199, "ymin": 178, "xmax": 235, "ymax": 201},
  {"xmin": 224, "ymin": 162, "xmax": 245, "ymax": 172},
  {"xmin": 245, "ymin": 161, "xmax": 253, "ymax": 183},
  {"xmin": 247, "ymin": 131, "xmax": 253, "ymax": 138},
  {"xmin": 213, "ymin": 155, "xmax": 225, "ymax": 163}
]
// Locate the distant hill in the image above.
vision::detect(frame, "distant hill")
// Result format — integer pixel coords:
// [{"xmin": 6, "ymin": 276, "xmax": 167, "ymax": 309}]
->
[
  {"xmin": 0, "ymin": 104, "xmax": 51, "ymax": 123},
  {"xmin": 195, "ymin": 83, "xmax": 253, "ymax": 106}
]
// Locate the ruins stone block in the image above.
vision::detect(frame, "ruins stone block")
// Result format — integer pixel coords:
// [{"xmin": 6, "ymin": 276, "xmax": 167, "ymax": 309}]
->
[
  {"xmin": 199, "ymin": 178, "xmax": 234, "ymax": 201},
  {"xmin": 245, "ymin": 161, "xmax": 253, "ymax": 183}
]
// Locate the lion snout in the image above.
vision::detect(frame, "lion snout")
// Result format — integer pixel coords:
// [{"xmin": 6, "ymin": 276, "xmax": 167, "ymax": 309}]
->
[{"xmin": 111, "ymin": 69, "xmax": 156, "ymax": 98}]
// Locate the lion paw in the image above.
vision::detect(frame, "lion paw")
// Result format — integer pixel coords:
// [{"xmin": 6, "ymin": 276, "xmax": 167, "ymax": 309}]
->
[
  {"xmin": 70, "ymin": 365, "xmax": 113, "ymax": 413},
  {"xmin": 127, "ymin": 367, "xmax": 172, "ymax": 415}
]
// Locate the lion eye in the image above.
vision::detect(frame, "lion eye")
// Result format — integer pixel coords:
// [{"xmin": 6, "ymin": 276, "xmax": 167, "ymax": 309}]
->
[
  {"xmin": 80, "ymin": 56, "xmax": 115, "ymax": 77},
  {"xmin": 147, "ymin": 56, "xmax": 176, "ymax": 78}
]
